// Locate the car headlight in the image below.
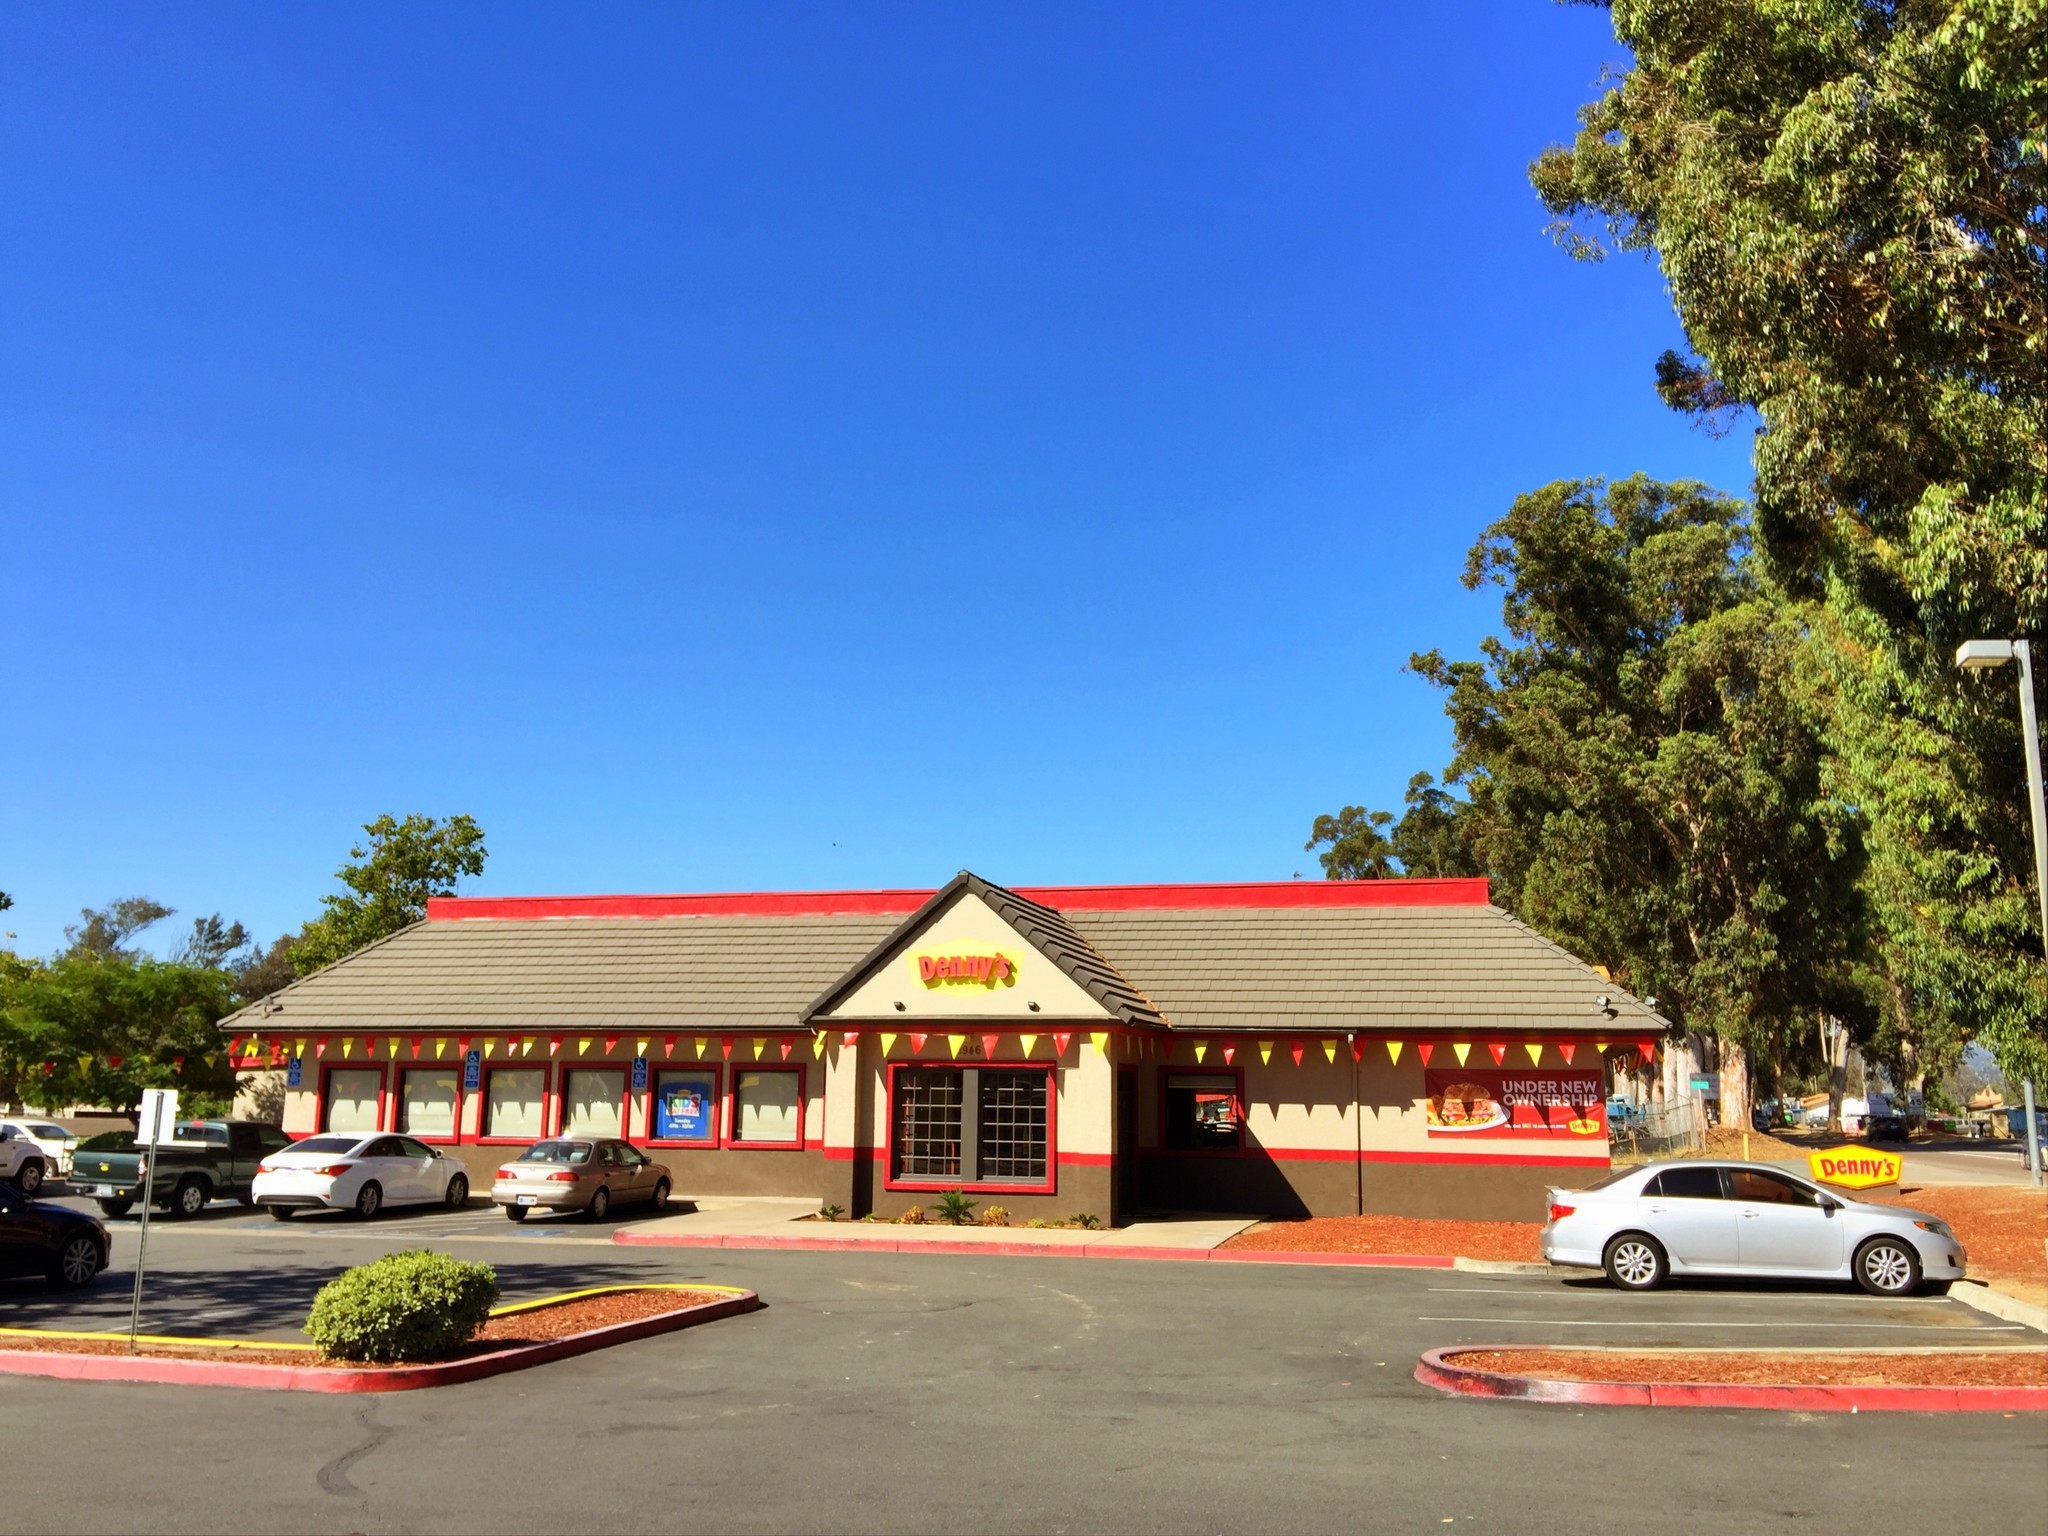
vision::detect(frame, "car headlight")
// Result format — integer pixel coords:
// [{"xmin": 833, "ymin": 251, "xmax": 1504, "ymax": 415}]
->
[{"xmin": 1912, "ymin": 1219, "xmax": 1952, "ymax": 1239}]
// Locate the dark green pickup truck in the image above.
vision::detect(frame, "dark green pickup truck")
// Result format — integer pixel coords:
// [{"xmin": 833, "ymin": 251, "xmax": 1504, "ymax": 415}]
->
[{"xmin": 70, "ymin": 1120, "xmax": 296, "ymax": 1218}]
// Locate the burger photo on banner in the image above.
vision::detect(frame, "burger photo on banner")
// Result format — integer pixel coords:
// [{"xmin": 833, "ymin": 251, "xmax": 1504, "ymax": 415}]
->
[{"xmin": 1423, "ymin": 1068, "xmax": 1606, "ymax": 1139}]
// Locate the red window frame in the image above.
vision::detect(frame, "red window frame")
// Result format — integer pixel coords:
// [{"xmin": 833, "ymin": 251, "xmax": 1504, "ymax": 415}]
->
[
  {"xmin": 723, "ymin": 1065, "xmax": 806, "ymax": 1151},
  {"xmin": 316, "ymin": 1062, "xmax": 388, "ymax": 1136},
  {"xmin": 477, "ymin": 1062, "xmax": 553, "ymax": 1146},
  {"xmin": 884, "ymin": 1060, "xmax": 1057, "ymax": 1196},
  {"xmin": 642, "ymin": 1064, "xmax": 724, "ymax": 1148},
  {"xmin": 555, "ymin": 1064, "xmax": 631, "ymax": 1140},
  {"xmin": 1154, "ymin": 1064, "xmax": 1247, "ymax": 1157},
  {"xmin": 390, "ymin": 1063, "xmax": 464, "ymax": 1145}
]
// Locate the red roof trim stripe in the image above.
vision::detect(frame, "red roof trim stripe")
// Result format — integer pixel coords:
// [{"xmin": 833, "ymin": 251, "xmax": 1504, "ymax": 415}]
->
[{"xmin": 426, "ymin": 878, "xmax": 1489, "ymax": 922}]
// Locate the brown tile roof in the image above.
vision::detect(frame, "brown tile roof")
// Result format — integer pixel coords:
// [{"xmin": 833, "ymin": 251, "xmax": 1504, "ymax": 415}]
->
[{"xmin": 222, "ymin": 876, "xmax": 1665, "ymax": 1037}]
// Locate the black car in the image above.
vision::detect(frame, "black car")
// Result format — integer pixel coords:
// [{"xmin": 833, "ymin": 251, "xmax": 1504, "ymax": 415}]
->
[{"xmin": 0, "ymin": 1183, "xmax": 110, "ymax": 1287}]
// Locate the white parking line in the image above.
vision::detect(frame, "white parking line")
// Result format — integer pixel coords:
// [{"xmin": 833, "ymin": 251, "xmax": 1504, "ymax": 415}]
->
[{"xmin": 1419, "ymin": 1316, "xmax": 2023, "ymax": 1330}]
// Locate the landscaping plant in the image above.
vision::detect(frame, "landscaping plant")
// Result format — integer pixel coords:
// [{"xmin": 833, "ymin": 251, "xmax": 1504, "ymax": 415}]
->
[
  {"xmin": 304, "ymin": 1249, "xmax": 500, "ymax": 1363},
  {"xmin": 934, "ymin": 1188, "xmax": 977, "ymax": 1225}
]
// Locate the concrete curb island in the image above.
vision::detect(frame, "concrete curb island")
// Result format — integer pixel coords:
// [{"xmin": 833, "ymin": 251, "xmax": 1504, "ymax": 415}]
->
[
  {"xmin": 0, "ymin": 1285, "xmax": 760, "ymax": 1393},
  {"xmin": 1413, "ymin": 1345, "xmax": 2048, "ymax": 1413}
]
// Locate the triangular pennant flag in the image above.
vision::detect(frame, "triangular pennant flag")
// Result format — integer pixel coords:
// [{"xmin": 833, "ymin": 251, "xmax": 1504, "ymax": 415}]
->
[
  {"xmin": 550, "ymin": 1035, "xmax": 564, "ymax": 1057},
  {"xmin": 228, "ymin": 1037, "xmax": 243, "ymax": 1058},
  {"xmin": 172, "ymin": 1055, "xmax": 185, "ymax": 1074},
  {"xmin": 1488, "ymin": 1042, "xmax": 1508, "ymax": 1066},
  {"xmin": 908, "ymin": 1033, "xmax": 927, "ymax": 1054},
  {"xmin": 721, "ymin": 1038, "xmax": 734, "ymax": 1060},
  {"xmin": 433, "ymin": 1038, "xmax": 446, "ymax": 1059},
  {"xmin": 1258, "ymin": 1040, "xmax": 1274, "ymax": 1066},
  {"xmin": 1289, "ymin": 1041, "xmax": 1304, "ymax": 1066},
  {"xmin": 843, "ymin": 1031, "xmax": 859, "ymax": 1048},
  {"xmin": 1451, "ymin": 1043, "xmax": 1470, "ymax": 1066},
  {"xmin": 1194, "ymin": 1040, "xmax": 1208, "ymax": 1063},
  {"xmin": 316, "ymin": 1038, "xmax": 329, "ymax": 1058},
  {"xmin": 388, "ymin": 1037, "xmax": 400, "ymax": 1058},
  {"xmin": 1019, "ymin": 1034, "xmax": 1037, "ymax": 1057},
  {"xmin": 947, "ymin": 1034, "xmax": 966, "ymax": 1059},
  {"xmin": 604, "ymin": 1035, "xmax": 620, "ymax": 1054},
  {"xmin": 1523, "ymin": 1042, "xmax": 1543, "ymax": 1066},
  {"xmin": 780, "ymin": 1038, "xmax": 794, "ymax": 1060},
  {"xmin": 201, "ymin": 1055, "xmax": 216, "ymax": 1069},
  {"xmin": 295, "ymin": 1038, "xmax": 308, "ymax": 1058},
  {"xmin": 1595, "ymin": 1038, "xmax": 1610, "ymax": 1052},
  {"xmin": 77, "ymin": 1056, "xmax": 92, "ymax": 1075},
  {"xmin": 1322, "ymin": 1039, "xmax": 1338, "ymax": 1064},
  {"xmin": 523, "ymin": 1038, "xmax": 537, "ymax": 1056},
  {"xmin": 410, "ymin": 1036, "xmax": 423, "ymax": 1059},
  {"xmin": 664, "ymin": 1036, "xmax": 676, "ymax": 1058},
  {"xmin": 982, "ymin": 1034, "xmax": 1000, "ymax": 1061},
  {"xmin": 752, "ymin": 1037, "xmax": 767, "ymax": 1060},
  {"xmin": 636, "ymin": 1039, "xmax": 650, "ymax": 1059},
  {"xmin": 1559, "ymin": 1042, "xmax": 1576, "ymax": 1065},
  {"xmin": 1386, "ymin": 1039, "xmax": 1404, "ymax": 1065},
  {"xmin": 458, "ymin": 1036, "xmax": 472, "ymax": 1055},
  {"xmin": 879, "ymin": 1033, "xmax": 897, "ymax": 1056},
  {"xmin": 577, "ymin": 1039, "xmax": 592, "ymax": 1056},
  {"xmin": 340, "ymin": 1038, "xmax": 353, "ymax": 1059},
  {"xmin": 1417, "ymin": 1041, "xmax": 1433, "ymax": 1066},
  {"xmin": 1089, "ymin": 1031, "xmax": 1109, "ymax": 1056},
  {"xmin": 1052, "ymin": 1032, "xmax": 1072, "ymax": 1056},
  {"xmin": 694, "ymin": 1037, "xmax": 709, "ymax": 1058},
  {"xmin": 811, "ymin": 1034, "xmax": 825, "ymax": 1058},
  {"xmin": 1350, "ymin": 1037, "xmax": 1362, "ymax": 1062},
  {"xmin": 1639, "ymin": 1039, "xmax": 1657, "ymax": 1062},
  {"xmin": 1222, "ymin": 1042, "xmax": 1237, "ymax": 1065}
]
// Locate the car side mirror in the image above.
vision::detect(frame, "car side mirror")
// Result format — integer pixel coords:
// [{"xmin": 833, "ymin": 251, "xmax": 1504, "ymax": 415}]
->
[{"xmin": 1818, "ymin": 1195, "xmax": 1839, "ymax": 1215}]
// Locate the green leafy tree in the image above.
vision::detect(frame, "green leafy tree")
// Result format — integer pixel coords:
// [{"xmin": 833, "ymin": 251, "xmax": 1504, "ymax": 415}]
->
[
  {"xmin": 1307, "ymin": 774, "xmax": 1484, "ymax": 880},
  {"xmin": 1401, "ymin": 475, "xmax": 1865, "ymax": 1122},
  {"xmin": 290, "ymin": 815, "xmax": 487, "ymax": 975},
  {"xmin": 1531, "ymin": 0, "xmax": 2047, "ymax": 1082},
  {"xmin": 1305, "ymin": 806, "xmax": 1398, "ymax": 879}
]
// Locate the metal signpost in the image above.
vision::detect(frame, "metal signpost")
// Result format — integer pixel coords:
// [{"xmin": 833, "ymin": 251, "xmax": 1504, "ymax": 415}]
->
[{"xmin": 127, "ymin": 1087, "xmax": 178, "ymax": 1352}]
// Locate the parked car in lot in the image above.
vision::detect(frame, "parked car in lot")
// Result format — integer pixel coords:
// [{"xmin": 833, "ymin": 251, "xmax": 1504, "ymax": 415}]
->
[
  {"xmin": 0, "ymin": 1119, "xmax": 79, "ymax": 1190},
  {"xmin": 1540, "ymin": 1158, "xmax": 1966, "ymax": 1297},
  {"xmin": 71, "ymin": 1120, "xmax": 297, "ymax": 1218},
  {"xmin": 252, "ymin": 1132, "xmax": 471, "ymax": 1219},
  {"xmin": 491, "ymin": 1138, "xmax": 672, "ymax": 1222},
  {"xmin": 0, "ymin": 1182, "xmax": 110, "ymax": 1287}
]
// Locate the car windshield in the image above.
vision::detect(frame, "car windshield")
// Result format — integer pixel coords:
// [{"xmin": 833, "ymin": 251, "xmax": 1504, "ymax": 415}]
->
[
  {"xmin": 26, "ymin": 1124, "xmax": 69, "ymax": 1139},
  {"xmin": 281, "ymin": 1135, "xmax": 365, "ymax": 1155},
  {"xmin": 517, "ymin": 1140, "xmax": 593, "ymax": 1165}
]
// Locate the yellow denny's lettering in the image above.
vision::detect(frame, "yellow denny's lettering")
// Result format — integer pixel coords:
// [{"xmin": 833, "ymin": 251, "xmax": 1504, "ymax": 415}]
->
[{"xmin": 912, "ymin": 951, "xmax": 1018, "ymax": 988}]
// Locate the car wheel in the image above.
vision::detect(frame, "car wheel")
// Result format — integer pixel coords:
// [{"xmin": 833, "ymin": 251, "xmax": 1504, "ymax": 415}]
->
[
  {"xmin": 1602, "ymin": 1232, "xmax": 1667, "ymax": 1291},
  {"xmin": 96, "ymin": 1200, "xmax": 132, "ymax": 1219},
  {"xmin": 16, "ymin": 1159, "xmax": 44, "ymax": 1195},
  {"xmin": 649, "ymin": 1178, "xmax": 670, "ymax": 1213},
  {"xmin": 268, "ymin": 1205, "xmax": 295, "ymax": 1222},
  {"xmin": 505, "ymin": 1205, "xmax": 529, "ymax": 1223},
  {"xmin": 354, "ymin": 1181, "xmax": 383, "ymax": 1220},
  {"xmin": 587, "ymin": 1186, "xmax": 610, "ymax": 1222},
  {"xmin": 444, "ymin": 1173, "xmax": 469, "ymax": 1209},
  {"xmin": 48, "ymin": 1234, "xmax": 104, "ymax": 1287},
  {"xmin": 169, "ymin": 1178, "xmax": 210, "ymax": 1219},
  {"xmin": 237, "ymin": 1192, "xmax": 256, "ymax": 1207},
  {"xmin": 1855, "ymin": 1236, "xmax": 1921, "ymax": 1296}
]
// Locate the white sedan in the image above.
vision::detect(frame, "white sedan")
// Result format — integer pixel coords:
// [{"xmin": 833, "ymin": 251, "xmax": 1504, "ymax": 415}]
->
[
  {"xmin": 251, "ymin": 1133, "xmax": 471, "ymax": 1220},
  {"xmin": 1540, "ymin": 1159, "xmax": 1967, "ymax": 1296}
]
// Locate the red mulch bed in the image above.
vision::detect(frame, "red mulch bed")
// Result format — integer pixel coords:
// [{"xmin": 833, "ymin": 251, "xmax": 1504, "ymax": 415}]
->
[
  {"xmin": 1224, "ymin": 1214, "xmax": 1542, "ymax": 1262},
  {"xmin": 1448, "ymin": 1348, "xmax": 2048, "ymax": 1388},
  {"xmin": 1869, "ymin": 1186, "xmax": 2048, "ymax": 1306},
  {"xmin": 0, "ymin": 1289, "xmax": 729, "ymax": 1369}
]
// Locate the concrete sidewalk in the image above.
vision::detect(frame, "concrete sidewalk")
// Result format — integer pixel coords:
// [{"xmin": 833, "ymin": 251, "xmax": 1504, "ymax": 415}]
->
[{"xmin": 619, "ymin": 1194, "xmax": 1257, "ymax": 1253}]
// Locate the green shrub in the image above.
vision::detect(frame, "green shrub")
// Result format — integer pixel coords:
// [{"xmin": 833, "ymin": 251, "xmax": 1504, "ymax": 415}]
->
[
  {"xmin": 1068, "ymin": 1212, "xmax": 1101, "ymax": 1230},
  {"xmin": 818, "ymin": 1203, "xmax": 844, "ymax": 1221},
  {"xmin": 934, "ymin": 1188, "xmax": 977, "ymax": 1225},
  {"xmin": 304, "ymin": 1250, "xmax": 500, "ymax": 1363}
]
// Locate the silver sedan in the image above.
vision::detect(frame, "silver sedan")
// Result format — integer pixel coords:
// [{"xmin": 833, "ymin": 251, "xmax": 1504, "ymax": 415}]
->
[{"xmin": 1540, "ymin": 1159, "xmax": 1966, "ymax": 1296}]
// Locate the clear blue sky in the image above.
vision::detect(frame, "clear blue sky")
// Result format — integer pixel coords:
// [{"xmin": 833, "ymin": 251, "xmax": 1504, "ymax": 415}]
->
[{"xmin": 1, "ymin": 3, "xmax": 1753, "ymax": 959}]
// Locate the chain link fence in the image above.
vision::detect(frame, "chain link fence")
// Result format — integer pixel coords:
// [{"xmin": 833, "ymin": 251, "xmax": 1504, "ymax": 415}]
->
[{"xmin": 1608, "ymin": 1097, "xmax": 1701, "ymax": 1159}]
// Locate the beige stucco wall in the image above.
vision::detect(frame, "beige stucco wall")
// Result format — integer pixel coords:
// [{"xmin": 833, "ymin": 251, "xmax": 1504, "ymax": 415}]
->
[{"xmin": 820, "ymin": 892, "xmax": 1113, "ymax": 1022}]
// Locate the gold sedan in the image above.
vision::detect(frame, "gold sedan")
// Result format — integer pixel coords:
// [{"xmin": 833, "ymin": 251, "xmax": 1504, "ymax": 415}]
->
[{"xmin": 491, "ymin": 1138, "xmax": 673, "ymax": 1222}]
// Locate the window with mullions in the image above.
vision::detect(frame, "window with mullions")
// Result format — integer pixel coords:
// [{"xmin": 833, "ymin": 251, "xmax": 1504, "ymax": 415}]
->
[{"xmin": 891, "ymin": 1067, "xmax": 1049, "ymax": 1185}]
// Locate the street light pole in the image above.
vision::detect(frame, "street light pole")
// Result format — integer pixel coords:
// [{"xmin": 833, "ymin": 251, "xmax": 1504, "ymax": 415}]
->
[{"xmin": 1956, "ymin": 638, "xmax": 2047, "ymax": 1185}]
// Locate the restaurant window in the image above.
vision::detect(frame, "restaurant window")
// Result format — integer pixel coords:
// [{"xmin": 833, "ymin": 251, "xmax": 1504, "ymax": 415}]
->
[
  {"xmin": 652, "ymin": 1069, "xmax": 718, "ymax": 1144},
  {"xmin": 485, "ymin": 1068, "xmax": 546, "ymax": 1140},
  {"xmin": 562, "ymin": 1069, "xmax": 624, "ymax": 1138},
  {"xmin": 891, "ymin": 1067, "xmax": 1049, "ymax": 1185},
  {"xmin": 322, "ymin": 1068, "xmax": 383, "ymax": 1134},
  {"xmin": 730, "ymin": 1069, "xmax": 800, "ymax": 1146},
  {"xmin": 1164, "ymin": 1073, "xmax": 1241, "ymax": 1151},
  {"xmin": 397, "ymin": 1067, "xmax": 458, "ymax": 1138}
]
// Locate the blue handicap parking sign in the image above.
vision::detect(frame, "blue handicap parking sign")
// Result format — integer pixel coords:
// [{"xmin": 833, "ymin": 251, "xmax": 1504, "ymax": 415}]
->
[
  {"xmin": 463, "ymin": 1048, "xmax": 482, "ymax": 1090},
  {"xmin": 631, "ymin": 1056, "xmax": 649, "ymax": 1090},
  {"xmin": 285, "ymin": 1055, "xmax": 303, "ymax": 1089}
]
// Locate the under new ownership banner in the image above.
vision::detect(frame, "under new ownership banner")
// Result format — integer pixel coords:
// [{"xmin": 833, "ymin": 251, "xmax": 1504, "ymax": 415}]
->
[{"xmin": 1423, "ymin": 1068, "xmax": 1606, "ymax": 1140}]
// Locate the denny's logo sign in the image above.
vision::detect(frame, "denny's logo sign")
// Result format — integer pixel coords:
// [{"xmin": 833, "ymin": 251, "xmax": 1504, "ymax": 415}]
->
[
  {"xmin": 1807, "ymin": 1149, "xmax": 1903, "ymax": 1190},
  {"xmin": 912, "ymin": 950, "xmax": 1019, "ymax": 989}
]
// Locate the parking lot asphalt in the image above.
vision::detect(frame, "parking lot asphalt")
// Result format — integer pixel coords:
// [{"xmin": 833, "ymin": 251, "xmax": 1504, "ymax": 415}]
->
[{"xmin": 3, "ymin": 1202, "xmax": 2044, "ymax": 1534}]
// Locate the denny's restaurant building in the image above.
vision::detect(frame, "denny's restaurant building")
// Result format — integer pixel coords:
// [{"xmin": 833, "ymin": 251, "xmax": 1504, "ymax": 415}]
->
[{"xmin": 222, "ymin": 873, "xmax": 1669, "ymax": 1223}]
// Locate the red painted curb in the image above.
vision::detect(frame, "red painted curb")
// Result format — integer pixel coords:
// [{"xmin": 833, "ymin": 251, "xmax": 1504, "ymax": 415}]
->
[
  {"xmin": 1413, "ymin": 1347, "xmax": 2048, "ymax": 1413},
  {"xmin": 0, "ymin": 1291, "xmax": 760, "ymax": 1393},
  {"xmin": 612, "ymin": 1230, "xmax": 1461, "ymax": 1269}
]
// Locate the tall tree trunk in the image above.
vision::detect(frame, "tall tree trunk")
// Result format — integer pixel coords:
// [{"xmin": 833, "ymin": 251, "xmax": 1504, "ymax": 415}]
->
[
  {"xmin": 1718, "ymin": 1038, "xmax": 1751, "ymax": 1135},
  {"xmin": 1819, "ymin": 1014, "xmax": 1850, "ymax": 1132}
]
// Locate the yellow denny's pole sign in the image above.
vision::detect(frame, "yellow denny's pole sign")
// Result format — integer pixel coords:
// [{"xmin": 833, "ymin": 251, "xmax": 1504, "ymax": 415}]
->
[
  {"xmin": 1807, "ymin": 1149, "xmax": 1903, "ymax": 1190},
  {"xmin": 912, "ymin": 951, "xmax": 1019, "ymax": 988}
]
